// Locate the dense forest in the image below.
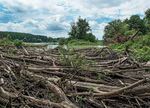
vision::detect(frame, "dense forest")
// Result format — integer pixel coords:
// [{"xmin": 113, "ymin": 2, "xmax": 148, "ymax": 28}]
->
[{"xmin": 0, "ymin": 31, "xmax": 59, "ymax": 43}]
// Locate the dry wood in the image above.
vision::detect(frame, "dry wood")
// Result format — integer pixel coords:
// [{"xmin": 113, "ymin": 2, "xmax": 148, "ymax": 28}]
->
[
  {"xmin": 68, "ymin": 78, "xmax": 148, "ymax": 98},
  {"xmin": 0, "ymin": 46, "xmax": 150, "ymax": 108}
]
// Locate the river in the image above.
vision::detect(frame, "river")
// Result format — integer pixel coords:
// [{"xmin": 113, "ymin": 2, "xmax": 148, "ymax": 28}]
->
[{"xmin": 31, "ymin": 43, "xmax": 105, "ymax": 50}]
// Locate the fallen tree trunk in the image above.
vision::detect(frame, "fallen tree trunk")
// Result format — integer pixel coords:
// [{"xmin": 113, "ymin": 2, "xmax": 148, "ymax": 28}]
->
[
  {"xmin": 28, "ymin": 68, "xmax": 109, "ymax": 84},
  {"xmin": 0, "ymin": 76, "xmax": 78, "ymax": 108},
  {"xmin": 22, "ymin": 71, "xmax": 78, "ymax": 108},
  {"xmin": 68, "ymin": 78, "xmax": 148, "ymax": 98},
  {"xmin": 3, "ymin": 55, "xmax": 52, "ymax": 65},
  {"xmin": 23, "ymin": 70, "xmax": 119, "ymax": 93}
]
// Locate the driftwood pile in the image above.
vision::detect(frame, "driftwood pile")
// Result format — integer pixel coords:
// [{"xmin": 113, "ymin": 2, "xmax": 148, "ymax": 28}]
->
[{"xmin": 0, "ymin": 46, "xmax": 150, "ymax": 108}]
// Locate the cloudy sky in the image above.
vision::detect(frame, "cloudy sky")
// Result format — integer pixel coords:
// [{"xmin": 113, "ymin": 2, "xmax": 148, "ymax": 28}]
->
[{"xmin": 0, "ymin": 0, "xmax": 150, "ymax": 39}]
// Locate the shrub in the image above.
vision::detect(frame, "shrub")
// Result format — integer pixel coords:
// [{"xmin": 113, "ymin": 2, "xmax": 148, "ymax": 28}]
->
[
  {"xmin": 58, "ymin": 47, "xmax": 89, "ymax": 70},
  {"xmin": 58, "ymin": 38, "xmax": 67, "ymax": 45},
  {"xmin": 111, "ymin": 34, "xmax": 150, "ymax": 62},
  {"xmin": 14, "ymin": 40, "xmax": 23, "ymax": 47},
  {"xmin": 85, "ymin": 33, "xmax": 96, "ymax": 42},
  {"xmin": 0, "ymin": 38, "xmax": 13, "ymax": 46}
]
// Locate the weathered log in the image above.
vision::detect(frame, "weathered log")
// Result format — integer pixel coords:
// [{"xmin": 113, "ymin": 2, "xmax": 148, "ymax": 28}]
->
[
  {"xmin": 23, "ymin": 70, "xmax": 119, "ymax": 93},
  {"xmin": 22, "ymin": 71, "xmax": 78, "ymax": 108},
  {"xmin": 22, "ymin": 46, "xmax": 29, "ymax": 55},
  {"xmin": 68, "ymin": 78, "xmax": 148, "ymax": 98},
  {"xmin": 28, "ymin": 68, "xmax": 109, "ymax": 84},
  {"xmin": 0, "ymin": 87, "xmax": 62, "ymax": 108},
  {"xmin": 3, "ymin": 55, "xmax": 52, "ymax": 65},
  {"xmin": 0, "ymin": 76, "xmax": 78, "ymax": 108},
  {"xmin": 0, "ymin": 46, "xmax": 150, "ymax": 108},
  {"xmin": 28, "ymin": 67, "xmax": 74, "ymax": 71}
]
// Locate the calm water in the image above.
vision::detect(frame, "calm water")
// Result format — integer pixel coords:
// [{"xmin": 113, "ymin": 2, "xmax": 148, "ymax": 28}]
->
[
  {"xmin": 31, "ymin": 43, "xmax": 58, "ymax": 49},
  {"xmin": 47, "ymin": 44, "xmax": 58, "ymax": 49},
  {"xmin": 31, "ymin": 43, "xmax": 104, "ymax": 49}
]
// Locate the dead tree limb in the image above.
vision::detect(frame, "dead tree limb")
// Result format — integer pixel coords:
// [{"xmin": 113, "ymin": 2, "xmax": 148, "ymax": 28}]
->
[
  {"xmin": 22, "ymin": 71, "xmax": 78, "ymax": 108},
  {"xmin": 68, "ymin": 78, "xmax": 148, "ymax": 98},
  {"xmin": 129, "ymin": 30, "xmax": 140, "ymax": 41}
]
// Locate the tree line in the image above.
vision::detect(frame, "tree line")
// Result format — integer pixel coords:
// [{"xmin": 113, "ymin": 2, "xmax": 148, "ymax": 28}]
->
[
  {"xmin": 0, "ymin": 31, "xmax": 59, "ymax": 43},
  {"xmin": 103, "ymin": 8, "xmax": 150, "ymax": 43},
  {"xmin": 2, "ymin": 8, "xmax": 149, "ymax": 45},
  {"xmin": 0, "ymin": 17, "xmax": 97, "ymax": 44}
]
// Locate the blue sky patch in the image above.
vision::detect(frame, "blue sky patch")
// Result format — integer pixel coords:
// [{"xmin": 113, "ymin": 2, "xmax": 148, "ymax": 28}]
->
[{"xmin": 0, "ymin": 0, "xmax": 149, "ymax": 39}]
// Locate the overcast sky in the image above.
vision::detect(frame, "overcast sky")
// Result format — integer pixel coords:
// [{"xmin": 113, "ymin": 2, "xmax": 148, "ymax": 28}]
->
[{"xmin": 0, "ymin": 0, "xmax": 150, "ymax": 39}]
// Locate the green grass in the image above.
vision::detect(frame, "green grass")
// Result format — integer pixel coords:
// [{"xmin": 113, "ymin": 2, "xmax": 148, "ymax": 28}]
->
[
  {"xmin": 66, "ymin": 39, "xmax": 103, "ymax": 49},
  {"xmin": 23, "ymin": 42, "xmax": 49, "ymax": 47},
  {"xmin": 0, "ymin": 38, "xmax": 14, "ymax": 46},
  {"xmin": 67, "ymin": 45, "xmax": 98, "ymax": 49},
  {"xmin": 0, "ymin": 38, "xmax": 48, "ymax": 47},
  {"xmin": 68, "ymin": 39, "xmax": 103, "ymax": 45},
  {"xmin": 110, "ymin": 34, "xmax": 150, "ymax": 62},
  {"xmin": 0, "ymin": 38, "xmax": 23, "ymax": 47}
]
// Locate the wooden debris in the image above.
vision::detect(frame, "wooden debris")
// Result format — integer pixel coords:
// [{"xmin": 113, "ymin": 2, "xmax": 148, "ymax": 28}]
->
[{"xmin": 0, "ymin": 46, "xmax": 150, "ymax": 108}]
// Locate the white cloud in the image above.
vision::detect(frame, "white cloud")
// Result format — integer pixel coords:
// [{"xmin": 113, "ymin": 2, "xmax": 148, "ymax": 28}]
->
[{"xmin": 0, "ymin": 0, "xmax": 150, "ymax": 39}]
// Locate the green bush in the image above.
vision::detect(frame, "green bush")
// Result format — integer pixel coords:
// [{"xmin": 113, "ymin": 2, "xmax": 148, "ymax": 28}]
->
[
  {"xmin": 13, "ymin": 40, "xmax": 23, "ymax": 47},
  {"xmin": 111, "ymin": 34, "xmax": 150, "ymax": 62},
  {"xmin": 141, "ymin": 35, "xmax": 150, "ymax": 46},
  {"xmin": 0, "ymin": 38, "xmax": 13, "ymax": 46},
  {"xmin": 134, "ymin": 46, "xmax": 150, "ymax": 62},
  {"xmin": 67, "ymin": 39, "xmax": 100, "ymax": 46},
  {"xmin": 58, "ymin": 38, "xmax": 67, "ymax": 45},
  {"xmin": 85, "ymin": 33, "xmax": 96, "ymax": 42},
  {"xmin": 0, "ymin": 38, "xmax": 24, "ymax": 47},
  {"xmin": 124, "ymin": 30, "xmax": 136, "ymax": 36},
  {"xmin": 58, "ymin": 47, "xmax": 89, "ymax": 69}
]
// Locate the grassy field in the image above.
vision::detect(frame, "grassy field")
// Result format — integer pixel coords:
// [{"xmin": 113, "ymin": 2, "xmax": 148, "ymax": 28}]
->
[
  {"xmin": 0, "ymin": 38, "xmax": 23, "ymax": 47},
  {"xmin": 66, "ymin": 39, "xmax": 103, "ymax": 49}
]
